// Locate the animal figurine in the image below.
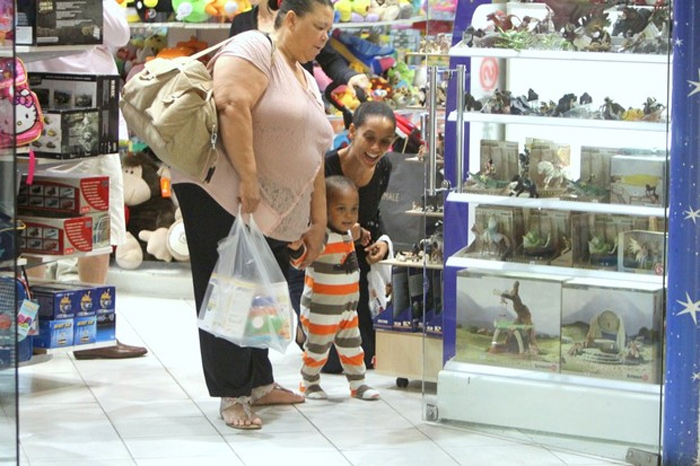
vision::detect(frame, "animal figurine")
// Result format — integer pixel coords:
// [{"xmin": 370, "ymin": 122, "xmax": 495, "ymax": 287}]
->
[
  {"xmin": 471, "ymin": 215, "xmax": 511, "ymax": 259},
  {"xmin": 537, "ymin": 160, "xmax": 567, "ymax": 189},
  {"xmin": 628, "ymin": 237, "xmax": 650, "ymax": 269}
]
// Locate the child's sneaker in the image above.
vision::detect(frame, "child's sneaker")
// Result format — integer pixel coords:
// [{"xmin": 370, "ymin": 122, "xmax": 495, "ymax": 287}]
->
[
  {"xmin": 351, "ymin": 384, "xmax": 380, "ymax": 401},
  {"xmin": 299, "ymin": 383, "xmax": 328, "ymax": 400}
]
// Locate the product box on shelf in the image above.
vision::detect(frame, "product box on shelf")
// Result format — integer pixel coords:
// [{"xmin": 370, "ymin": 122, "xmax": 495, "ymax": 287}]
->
[
  {"xmin": 86, "ymin": 212, "xmax": 110, "ymax": 250},
  {"xmin": 19, "ymin": 214, "xmax": 93, "ymax": 256},
  {"xmin": 31, "ymin": 109, "xmax": 102, "ymax": 159},
  {"xmin": 29, "ymin": 73, "xmax": 120, "ymax": 155},
  {"xmin": 564, "ymin": 146, "xmax": 614, "ymax": 203},
  {"xmin": 34, "ymin": 318, "xmax": 74, "ymax": 348},
  {"xmin": 464, "ymin": 140, "xmax": 518, "ymax": 195},
  {"xmin": 527, "ymin": 139, "xmax": 571, "ymax": 198},
  {"xmin": 511, "ymin": 208, "xmax": 571, "ymax": 265},
  {"xmin": 31, "ymin": 280, "xmax": 98, "ymax": 319},
  {"xmin": 566, "ymin": 213, "xmax": 641, "ymax": 270},
  {"xmin": 618, "ymin": 230, "xmax": 666, "ymax": 275},
  {"xmin": 15, "ymin": 0, "xmax": 103, "ymax": 46},
  {"xmin": 73, "ymin": 315, "xmax": 96, "ymax": 345},
  {"xmin": 95, "ymin": 311, "xmax": 116, "ymax": 343},
  {"xmin": 455, "ymin": 269, "xmax": 567, "ymax": 373},
  {"xmin": 609, "ymin": 154, "xmax": 665, "ymax": 207},
  {"xmin": 18, "ymin": 173, "xmax": 109, "ymax": 217},
  {"xmin": 463, "ymin": 206, "xmax": 524, "ymax": 262},
  {"xmin": 425, "ymin": 269, "xmax": 443, "ymax": 336},
  {"xmin": 560, "ymin": 278, "xmax": 663, "ymax": 384}
]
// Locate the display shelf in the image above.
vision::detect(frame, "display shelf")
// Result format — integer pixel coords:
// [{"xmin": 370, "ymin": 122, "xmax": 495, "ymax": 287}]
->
[
  {"xmin": 21, "ymin": 247, "xmax": 113, "ymax": 269},
  {"xmin": 1, "ymin": 258, "xmax": 27, "ymax": 270},
  {"xmin": 333, "ymin": 17, "xmax": 425, "ymax": 29},
  {"xmin": 32, "ymin": 340, "xmax": 116, "ymax": 355},
  {"xmin": 375, "ymin": 330, "xmax": 442, "ymax": 383},
  {"xmin": 448, "ymin": 45, "xmax": 670, "ymax": 65},
  {"xmin": 13, "ymin": 44, "xmax": 95, "ymax": 62},
  {"xmin": 445, "ymin": 255, "xmax": 664, "ymax": 286},
  {"xmin": 404, "ymin": 51, "xmax": 450, "ymax": 59},
  {"xmin": 446, "ymin": 111, "xmax": 668, "ymax": 132},
  {"xmin": 447, "ymin": 192, "xmax": 667, "ymax": 218},
  {"xmin": 381, "ymin": 257, "xmax": 443, "ymax": 270},
  {"xmin": 405, "ymin": 208, "xmax": 444, "ymax": 218},
  {"xmin": 128, "ymin": 21, "xmax": 231, "ymax": 29}
]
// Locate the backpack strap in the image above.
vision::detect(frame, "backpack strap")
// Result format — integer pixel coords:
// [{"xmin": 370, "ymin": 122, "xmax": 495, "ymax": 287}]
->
[{"xmin": 192, "ymin": 30, "xmax": 274, "ymax": 63}]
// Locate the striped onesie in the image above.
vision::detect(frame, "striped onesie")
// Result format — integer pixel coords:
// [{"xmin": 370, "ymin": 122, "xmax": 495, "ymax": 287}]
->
[{"xmin": 291, "ymin": 229, "xmax": 368, "ymax": 392}]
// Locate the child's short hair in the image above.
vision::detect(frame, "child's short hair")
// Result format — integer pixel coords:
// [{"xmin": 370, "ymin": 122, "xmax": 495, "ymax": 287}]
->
[{"xmin": 326, "ymin": 175, "xmax": 357, "ymax": 204}]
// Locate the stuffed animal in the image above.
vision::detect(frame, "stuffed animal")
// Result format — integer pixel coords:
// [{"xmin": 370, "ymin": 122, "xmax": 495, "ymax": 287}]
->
[
  {"xmin": 134, "ymin": 0, "xmax": 174, "ymax": 22},
  {"xmin": 334, "ymin": 0, "xmax": 377, "ymax": 22},
  {"xmin": 172, "ymin": 0, "xmax": 211, "ymax": 22},
  {"xmin": 115, "ymin": 151, "xmax": 188, "ymax": 269},
  {"xmin": 205, "ymin": 0, "xmax": 251, "ymax": 20}
]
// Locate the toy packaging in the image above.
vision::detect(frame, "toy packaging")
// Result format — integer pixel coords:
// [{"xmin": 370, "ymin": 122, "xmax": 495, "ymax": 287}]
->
[
  {"xmin": 34, "ymin": 318, "xmax": 74, "ymax": 348},
  {"xmin": 618, "ymin": 230, "xmax": 666, "ymax": 275},
  {"xmin": 512, "ymin": 208, "xmax": 571, "ymax": 265},
  {"xmin": 15, "ymin": 0, "xmax": 103, "ymax": 46},
  {"xmin": 0, "ymin": 57, "xmax": 44, "ymax": 149},
  {"xmin": 463, "ymin": 206, "xmax": 523, "ymax": 262},
  {"xmin": 569, "ymin": 213, "xmax": 642, "ymax": 270},
  {"xmin": 561, "ymin": 278, "xmax": 663, "ymax": 384},
  {"xmin": 95, "ymin": 311, "xmax": 116, "ymax": 343},
  {"xmin": 29, "ymin": 73, "xmax": 120, "ymax": 155},
  {"xmin": 527, "ymin": 139, "xmax": 571, "ymax": 197},
  {"xmin": 19, "ymin": 214, "xmax": 93, "ymax": 255},
  {"xmin": 565, "ymin": 146, "xmax": 614, "ymax": 203},
  {"xmin": 610, "ymin": 154, "xmax": 665, "ymax": 206},
  {"xmin": 455, "ymin": 269, "xmax": 566, "ymax": 373},
  {"xmin": 32, "ymin": 109, "xmax": 101, "ymax": 159},
  {"xmin": 18, "ymin": 173, "xmax": 109, "ymax": 217},
  {"xmin": 30, "ymin": 280, "xmax": 98, "ymax": 319}
]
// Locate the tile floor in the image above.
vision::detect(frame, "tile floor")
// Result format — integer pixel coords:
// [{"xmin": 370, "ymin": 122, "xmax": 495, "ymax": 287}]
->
[{"xmin": 13, "ymin": 266, "xmax": 634, "ymax": 465}]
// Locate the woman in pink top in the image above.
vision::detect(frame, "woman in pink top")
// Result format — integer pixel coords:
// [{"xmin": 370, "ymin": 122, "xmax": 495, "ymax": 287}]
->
[{"xmin": 172, "ymin": 0, "xmax": 335, "ymax": 430}]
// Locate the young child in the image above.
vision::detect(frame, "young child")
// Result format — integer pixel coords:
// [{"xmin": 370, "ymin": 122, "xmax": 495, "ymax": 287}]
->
[{"xmin": 289, "ymin": 176, "xmax": 380, "ymax": 401}]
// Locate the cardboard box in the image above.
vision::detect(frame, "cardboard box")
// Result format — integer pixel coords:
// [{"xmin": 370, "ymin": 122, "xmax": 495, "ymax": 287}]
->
[
  {"xmin": 512, "ymin": 208, "xmax": 571, "ymax": 265},
  {"xmin": 569, "ymin": 213, "xmax": 641, "ymax": 270},
  {"xmin": 88, "ymin": 212, "xmax": 111, "ymax": 250},
  {"xmin": 34, "ymin": 318, "xmax": 74, "ymax": 348},
  {"xmin": 455, "ymin": 269, "xmax": 566, "ymax": 373},
  {"xmin": 74, "ymin": 315, "xmax": 96, "ymax": 345},
  {"xmin": 95, "ymin": 312, "xmax": 116, "ymax": 343},
  {"xmin": 31, "ymin": 109, "xmax": 102, "ymax": 159},
  {"xmin": 561, "ymin": 278, "xmax": 663, "ymax": 384},
  {"xmin": 20, "ymin": 215, "xmax": 93, "ymax": 255},
  {"xmin": 618, "ymin": 230, "xmax": 666, "ymax": 275},
  {"xmin": 29, "ymin": 73, "xmax": 120, "ymax": 155},
  {"xmin": 527, "ymin": 139, "xmax": 571, "ymax": 196},
  {"xmin": 18, "ymin": 173, "xmax": 109, "ymax": 217},
  {"xmin": 31, "ymin": 281, "xmax": 90, "ymax": 320},
  {"xmin": 610, "ymin": 155, "xmax": 665, "ymax": 206},
  {"xmin": 464, "ymin": 206, "xmax": 524, "ymax": 261},
  {"xmin": 16, "ymin": 0, "xmax": 103, "ymax": 46}
]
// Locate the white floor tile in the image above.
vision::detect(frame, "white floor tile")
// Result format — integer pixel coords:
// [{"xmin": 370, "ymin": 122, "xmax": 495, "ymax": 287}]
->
[{"xmin": 11, "ymin": 279, "xmax": 638, "ymax": 466}]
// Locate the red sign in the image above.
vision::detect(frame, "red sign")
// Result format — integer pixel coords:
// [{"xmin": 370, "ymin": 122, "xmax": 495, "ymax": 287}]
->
[{"xmin": 480, "ymin": 57, "xmax": 499, "ymax": 91}]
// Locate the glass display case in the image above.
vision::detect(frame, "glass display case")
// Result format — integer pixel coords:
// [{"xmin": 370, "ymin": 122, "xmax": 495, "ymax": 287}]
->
[{"xmin": 420, "ymin": 0, "xmax": 681, "ymax": 462}]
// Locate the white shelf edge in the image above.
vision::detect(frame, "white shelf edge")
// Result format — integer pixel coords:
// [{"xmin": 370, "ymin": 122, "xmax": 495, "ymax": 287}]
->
[
  {"xmin": 21, "ymin": 247, "xmax": 113, "ymax": 267},
  {"xmin": 333, "ymin": 17, "xmax": 425, "ymax": 29},
  {"xmin": 448, "ymin": 45, "xmax": 671, "ymax": 65},
  {"xmin": 128, "ymin": 21, "xmax": 231, "ymax": 29},
  {"xmin": 405, "ymin": 209, "xmax": 444, "ymax": 218},
  {"xmin": 445, "ymin": 255, "xmax": 664, "ymax": 285},
  {"xmin": 447, "ymin": 111, "xmax": 668, "ymax": 132},
  {"xmin": 32, "ymin": 340, "xmax": 116, "ymax": 355},
  {"xmin": 381, "ymin": 258, "xmax": 443, "ymax": 270},
  {"xmin": 446, "ymin": 192, "xmax": 667, "ymax": 217},
  {"xmin": 1, "ymin": 258, "xmax": 27, "ymax": 270}
]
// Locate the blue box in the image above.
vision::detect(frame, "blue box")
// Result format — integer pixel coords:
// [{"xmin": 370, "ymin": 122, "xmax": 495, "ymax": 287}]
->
[
  {"xmin": 74, "ymin": 315, "xmax": 97, "ymax": 345},
  {"xmin": 35, "ymin": 318, "xmax": 74, "ymax": 348},
  {"xmin": 31, "ymin": 281, "xmax": 98, "ymax": 319},
  {"xmin": 18, "ymin": 335, "xmax": 33, "ymax": 362},
  {"xmin": 91, "ymin": 285, "xmax": 116, "ymax": 315},
  {"xmin": 95, "ymin": 312, "xmax": 116, "ymax": 343}
]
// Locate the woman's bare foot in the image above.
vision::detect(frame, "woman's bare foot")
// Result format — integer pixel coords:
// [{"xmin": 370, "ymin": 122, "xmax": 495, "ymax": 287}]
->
[
  {"xmin": 252, "ymin": 384, "xmax": 305, "ymax": 406},
  {"xmin": 220, "ymin": 397, "xmax": 262, "ymax": 430}
]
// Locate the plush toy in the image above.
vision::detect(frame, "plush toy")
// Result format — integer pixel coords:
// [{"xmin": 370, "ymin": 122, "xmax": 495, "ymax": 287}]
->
[
  {"xmin": 205, "ymin": 0, "xmax": 251, "ymax": 20},
  {"xmin": 334, "ymin": 0, "xmax": 377, "ymax": 22},
  {"xmin": 115, "ymin": 151, "xmax": 188, "ymax": 269},
  {"xmin": 369, "ymin": 0, "xmax": 400, "ymax": 21},
  {"xmin": 172, "ymin": 0, "xmax": 211, "ymax": 22},
  {"xmin": 134, "ymin": 0, "xmax": 174, "ymax": 22}
]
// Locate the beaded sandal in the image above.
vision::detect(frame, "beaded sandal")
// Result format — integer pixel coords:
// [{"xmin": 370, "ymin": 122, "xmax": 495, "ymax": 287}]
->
[{"xmin": 220, "ymin": 397, "xmax": 262, "ymax": 430}]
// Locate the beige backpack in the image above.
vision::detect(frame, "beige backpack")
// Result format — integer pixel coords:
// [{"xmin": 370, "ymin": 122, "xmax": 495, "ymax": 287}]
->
[{"xmin": 120, "ymin": 38, "xmax": 233, "ymax": 183}]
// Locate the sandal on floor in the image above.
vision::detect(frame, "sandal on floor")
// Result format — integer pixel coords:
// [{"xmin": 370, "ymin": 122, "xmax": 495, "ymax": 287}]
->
[
  {"xmin": 251, "ymin": 383, "xmax": 305, "ymax": 406},
  {"xmin": 351, "ymin": 385, "xmax": 380, "ymax": 401},
  {"xmin": 220, "ymin": 397, "xmax": 262, "ymax": 430},
  {"xmin": 300, "ymin": 383, "xmax": 328, "ymax": 400}
]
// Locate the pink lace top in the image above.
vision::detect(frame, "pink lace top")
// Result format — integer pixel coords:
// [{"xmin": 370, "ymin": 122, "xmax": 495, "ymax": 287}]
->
[{"xmin": 172, "ymin": 31, "xmax": 334, "ymax": 242}]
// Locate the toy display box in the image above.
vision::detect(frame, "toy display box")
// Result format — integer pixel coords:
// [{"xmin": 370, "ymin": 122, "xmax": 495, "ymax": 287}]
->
[
  {"xmin": 15, "ymin": 0, "xmax": 103, "ymax": 46},
  {"xmin": 464, "ymin": 140, "xmax": 518, "ymax": 194},
  {"xmin": 18, "ymin": 173, "xmax": 109, "ymax": 217},
  {"xmin": 563, "ymin": 146, "xmax": 614, "ymax": 203},
  {"xmin": 31, "ymin": 109, "xmax": 101, "ymax": 159},
  {"xmin": 19, "ymin": 214, "xmax": 93, "ymax": 255},
  {"xmin": 567, "ymin": 213, "xmax": 643, "ymax": 270},
  {"xmin": 610, "ymin": 154, "xmax": 665, "ymax": 207},
  {"xmin": 560, "ymin": 278, "xmax": 663, "ymax": 385},
  {"xmin": 462, "ymin": 206, "xmax": 524, "ymax": 262},
  {"xmin": 87, "ymin": 212, "xmax": 110, "ymax": 250},
  {"xmin": 30, "ymin": 280, "xmax": 99, "ymax": 320},
  {"xmin": 95, "ymin": 311, "xmax": 116, "ymax": 343},
  {"xmin": 375, "ymin": 266, "xmax": 416, "ymax": 332},
  {"xmin": 455, "ymin": 269, "xmax": 567, "ymax": 373},
  {"xmin": 618, "ymin": 230, "xmax": 667, "ymax": 275},
  {"xmin": 29, "ymin": 73, "xmax": 120, "ymax": 155},
  {"xmin": 527, "ymin": 139, "xmax": 571, "ymax": 197},
  {"xmin": 512, "ymin": 208, "xmax": 571, "ymax": 265},
  {"xmin": 34, "ymin": 318, "xmax": 74, "ymax": 348}
]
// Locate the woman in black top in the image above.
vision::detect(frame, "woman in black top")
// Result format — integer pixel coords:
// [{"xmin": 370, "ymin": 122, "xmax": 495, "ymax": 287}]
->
[{"xmin": 230, "ymin": 0, "xmax": 370, "ymax": 90}]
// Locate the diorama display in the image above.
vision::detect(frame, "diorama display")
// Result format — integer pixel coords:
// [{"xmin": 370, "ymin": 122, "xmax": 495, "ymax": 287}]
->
[
  {"xmin": 455, "ymin": 270, "xmax": 565, "ymax": 372},
  {"xmin": 560, "ymin": 278, "xmax": 663, "ymax": 384}
]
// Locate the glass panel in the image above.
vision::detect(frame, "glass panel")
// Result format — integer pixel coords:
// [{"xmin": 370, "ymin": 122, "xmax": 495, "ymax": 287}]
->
[
  {"xmin": 423, "ymin": 0, "xmax": 671, "ymax": 462},
  {"xmin": 0, "ymin": 10, "xmax": 20, "ymax": 464}
]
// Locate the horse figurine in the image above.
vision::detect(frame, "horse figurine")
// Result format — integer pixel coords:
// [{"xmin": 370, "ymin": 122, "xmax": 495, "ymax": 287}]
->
[
  {"xmin": 471, "ymin": 215, "xmax": 512, "ymax": 259},
  {"xmin": 537, "ymin": 160, "xmax": 567, "ymax": 189}
]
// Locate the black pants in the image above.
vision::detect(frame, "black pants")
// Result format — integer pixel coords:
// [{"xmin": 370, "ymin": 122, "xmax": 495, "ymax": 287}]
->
[
  {"xmin": 288, "ymin": 261, "xmax": 376, "ymax": 373},
  {"xmin": 174, "ymin": 183, "xmax": 290, "ymax": 398}
]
